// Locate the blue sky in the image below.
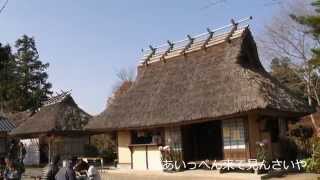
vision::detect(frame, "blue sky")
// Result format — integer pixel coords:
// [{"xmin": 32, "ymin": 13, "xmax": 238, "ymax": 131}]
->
[{"xmin": 0, "ymin": 0, "xmax": 281, "ymax": 115}]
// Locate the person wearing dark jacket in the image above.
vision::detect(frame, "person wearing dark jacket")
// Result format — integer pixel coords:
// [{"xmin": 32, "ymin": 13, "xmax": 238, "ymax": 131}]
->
[
  {"xmin": 0, "ymin": 158, "xmax": 6, "ymax": 180},
  {"xmin": 55, "ymin": 159, "xmax": 76, "ymax": 180},
  {"xmin": 42, "ymin": 155, "xmax": 60, "ymax": 180},
  {"xmin": 3, "ymin": 158, "xmax": 21, "ymax": 180}
]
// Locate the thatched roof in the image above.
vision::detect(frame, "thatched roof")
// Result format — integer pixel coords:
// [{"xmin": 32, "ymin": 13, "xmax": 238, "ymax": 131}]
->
[
  {"xmin": 5, "ymin": 111, "xmax": 32, "ymax": 127},
  {"xmin": 10, "ymin": 94, "xmax": 92, "ymax": 137},
  {"xmin": 86, "ymin": 27, "xmax": 312, "ymax": 131}
]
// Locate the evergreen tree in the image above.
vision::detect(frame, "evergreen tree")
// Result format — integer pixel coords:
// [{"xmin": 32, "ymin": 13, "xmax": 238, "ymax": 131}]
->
[
  {"xmin": 291, "ymin": 0, "xmax": 320, "ymax": 65},
  {"xmin": 0, "ymin": 43, "xmax": 17, "ymax": 112},
  {"xmin": 14, "ymin": 35, "xmax": 52, "ymax": 112}
]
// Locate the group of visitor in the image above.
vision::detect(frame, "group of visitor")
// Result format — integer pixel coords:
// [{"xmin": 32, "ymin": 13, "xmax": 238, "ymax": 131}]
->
[
  {"xmin": 1, "ymin": 140, "xmax": 101, "ymax": 180},
  {"xmin": 0, "ymin": 140, "xmax": 26, "ymax": 180},
  {"xmin": 43, "ymin": 155, "xmax": 101, "ymax": 180}
]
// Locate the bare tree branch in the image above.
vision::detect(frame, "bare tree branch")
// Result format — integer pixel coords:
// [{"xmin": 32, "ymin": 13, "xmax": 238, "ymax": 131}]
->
[
  {"xmin": 258, "ymin": 0, "xmax": 320, "ymax": 132},
  {"xmin": 0, "ymin": 0, "xmax": 8, "ymax": 14}
]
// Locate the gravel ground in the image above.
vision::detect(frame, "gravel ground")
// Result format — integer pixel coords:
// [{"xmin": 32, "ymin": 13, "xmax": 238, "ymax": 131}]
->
[
  {"xmin": 102, "ymin": 169, "xmax": 320, "ymax": 180},
  {"xmin": 22, "ymin": 167, "xmax": 43, "ymax": 180},
  {"xmin": 22, "ymin": 168, "xmax": 320, "ymax": 180}
]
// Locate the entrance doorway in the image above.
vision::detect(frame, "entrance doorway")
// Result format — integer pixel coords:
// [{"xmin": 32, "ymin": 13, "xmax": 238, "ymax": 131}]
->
[{"xmin": 182, "ymin": 121, "xmax": 223, "ymax": 162}]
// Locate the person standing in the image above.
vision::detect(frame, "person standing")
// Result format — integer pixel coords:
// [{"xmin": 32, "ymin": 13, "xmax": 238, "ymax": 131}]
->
[
  {"xmin": 3, "ymin": 158, "xmax": 21, "ymax": 180},
  {"xmin": 17, "ymin": 143, "xmax": 26, "ymax": 164},
  {"xmin": 42, "ymin": 155, "xmax": 60, "ymax": 180},
  {"xmin": 7, "ymin": 140, "xmax": 18, "ymax": 161},
  {"xmin": 55, "ymin": 159, "xmax": 76, "ymax": 180},
  {"xmin": 0, "ymin": 157, "xmax": 6, "ymax": 180},
  {"xmin": 87, "ymin": 165, "xmax": 101, "ymax": 180}
]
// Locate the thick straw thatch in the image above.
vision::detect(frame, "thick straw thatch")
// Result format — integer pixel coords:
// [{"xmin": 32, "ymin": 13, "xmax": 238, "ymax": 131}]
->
[
  {"xmin": 5, "ymin": 111, "xmax": 32, "ymax": 127},
  {"xmin": 10, "ymin": 95, "xmax": 91, "ymax": 136},
  {"xmin": 86, "ymin": 28, "xmax": 312, "ymax": 130}
]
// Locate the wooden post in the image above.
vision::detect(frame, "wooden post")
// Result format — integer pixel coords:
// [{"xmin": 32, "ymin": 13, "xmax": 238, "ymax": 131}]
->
[
  {"xmin": 278, "ymin": 118, "xmax": 287, "ymax": 137},
  {"xmin": 145, "ymin": 145, "xmax": 149, "ymax": 170},
  {"xmin": 129, "ymin": 146, "xmax": 133, "ymax": 169},
  {"xmin": 48, "ymin": 138, "xmax": 51, "ymax": 163}
]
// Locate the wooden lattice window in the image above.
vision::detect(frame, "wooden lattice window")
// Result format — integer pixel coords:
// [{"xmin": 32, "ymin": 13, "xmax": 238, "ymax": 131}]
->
[{"xmin": 223, "ymin": 119, "xmax": 246, "ymax": 149}]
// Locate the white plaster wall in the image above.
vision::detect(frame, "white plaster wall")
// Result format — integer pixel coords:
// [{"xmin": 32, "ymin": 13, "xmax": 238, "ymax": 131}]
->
[{"xmin": 147, "ymin": 146, "xmax": 162, "ymax": 170}]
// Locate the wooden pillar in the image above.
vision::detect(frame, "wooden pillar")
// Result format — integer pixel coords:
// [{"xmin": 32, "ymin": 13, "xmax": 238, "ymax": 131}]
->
[
  {"xmin": 129, "ymin": 146, "xmax": 133, "ymax": 169},
  {"xmin": 247, "ymin": 113, "xmax": 260, "ymax": 159},
  {"xmin": 48, "ymin": 138, "xmax": 51, "ymax": 163},
  {"xmin": 145, "ymin": 145, "xmax": 149, "ymax": 169},
  {"xmin": 278, "ymin": 118, "xmax": 287, "ymax": 137}
]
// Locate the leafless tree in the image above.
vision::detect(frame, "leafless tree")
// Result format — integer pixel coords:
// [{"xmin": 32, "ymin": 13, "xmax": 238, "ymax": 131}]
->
[
  {"xmin": 106, "ymin": 67, "xmax": 136, "ymax": 108},
  {"xmin": 116, "ymin": 67, "xmax": 135, "ymax": 82},
  {"xmin": 258, "ymin": 0, "xmax": 320, "ymax": 135}
]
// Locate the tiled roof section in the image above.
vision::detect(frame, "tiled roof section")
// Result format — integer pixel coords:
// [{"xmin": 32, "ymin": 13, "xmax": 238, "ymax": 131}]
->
[{"xmin": 0, "ymin": 116, "xmax": 15, "ymax": 132}]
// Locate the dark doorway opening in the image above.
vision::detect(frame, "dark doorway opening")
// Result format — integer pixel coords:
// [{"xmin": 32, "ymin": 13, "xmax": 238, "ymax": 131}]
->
[{"xmin": 182, "ymin": 120, "xmax": 223, "ymax": 162}]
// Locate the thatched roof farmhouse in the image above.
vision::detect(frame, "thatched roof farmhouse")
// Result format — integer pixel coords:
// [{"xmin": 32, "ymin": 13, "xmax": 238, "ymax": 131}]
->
[
  {"xmin": 86, "ymin": 20, "xmax": 312, "ymax": 171},
  {"xmin": 87, "ymin": 28, "xmax": 310, "ymax": 131}
]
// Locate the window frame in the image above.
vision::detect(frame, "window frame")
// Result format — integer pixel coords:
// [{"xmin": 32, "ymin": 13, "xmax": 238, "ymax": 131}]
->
[
  {"xmin": 130, "ymin": 128, "xmax": 164, "ymax": 145},
  {"xmin": 223, "ymin": 118, "xmax": 246, "ymax": 150}
]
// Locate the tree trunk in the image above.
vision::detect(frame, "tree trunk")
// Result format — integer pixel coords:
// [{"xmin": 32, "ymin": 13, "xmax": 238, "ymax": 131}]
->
[{"xmin": 307, "ymin": 82, "xmax": 320, "ymax": 137}]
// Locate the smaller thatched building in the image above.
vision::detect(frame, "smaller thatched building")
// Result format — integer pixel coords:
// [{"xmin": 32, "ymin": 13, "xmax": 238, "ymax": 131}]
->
[
  {"xmin": 86, "ymin": 21, "xmax": 313, "ymax": 171},
  {"xmin": 10, "ymin": 92, "xmax": 92, "ymax": 165}
]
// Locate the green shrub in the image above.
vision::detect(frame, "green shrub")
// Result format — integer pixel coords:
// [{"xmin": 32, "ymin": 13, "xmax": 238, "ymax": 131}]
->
[
  {"xmin": 257, "ymin": 146, "xmax": 267, "ymax": 162},
  {"xmin": 279, "ymin": 137, "xmax": 298, "ymax": 161},
  {"xmin": 100, "ymin": 149, "xmax": 117, "ymax": 163},
  {"xmin": 289, "ymin": 125, "xmax": 314, "ymax": 158},
  {"xmin": 303, "ymin": 137, "xmax": 320, "ymax": 173},
  {"xmin": 83, "ymin": 144, "xmax": 99, "ymax": 157}
]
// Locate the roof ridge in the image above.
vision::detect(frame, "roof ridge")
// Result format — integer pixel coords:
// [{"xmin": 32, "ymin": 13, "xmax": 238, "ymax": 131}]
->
[
  {"xmin": 42, "ymin": 90, "xmax": 72, "ymax": 107},
  {"xmin": 140, "ymin": 17, "xmax": 252, "ymax": 66}
]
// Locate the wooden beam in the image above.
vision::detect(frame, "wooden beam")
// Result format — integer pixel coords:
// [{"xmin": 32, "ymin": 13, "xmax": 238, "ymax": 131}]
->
[
  {"xmin": 180, "ymin": 35, "xmax": 194, "ymax": 55},
  {"xmin": 201, "ymin": 28, "xmax": 214, "ymax": 50},
  {"xmin": 225, "ymin": 19, "xmax": 238, "ymax": 43},
  {"xmin": 160, "ymin": 40, "xmax": 174, "ymax": 62},
  {"xmin": 144, "ymin": 45, "xmax": 156, "ymax": 66}
]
